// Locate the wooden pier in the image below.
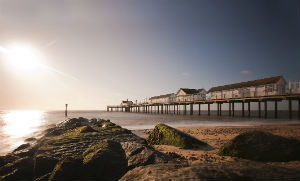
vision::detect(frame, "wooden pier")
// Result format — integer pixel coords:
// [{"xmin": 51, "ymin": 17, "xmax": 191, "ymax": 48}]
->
[{"xmin": 107, "ymin": 94, "xmax": 300, "ymax": 120}]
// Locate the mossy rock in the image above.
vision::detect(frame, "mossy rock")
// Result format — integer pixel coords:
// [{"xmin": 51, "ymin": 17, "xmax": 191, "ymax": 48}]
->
[
  {"xmin": 146, "ymin": 124, "xmax": 210, "ymax": 149},
  {"xmin": 82, "ymin": 140, "xmax": 127, "ymax": 180},
  {"xmin": 218, "ymin": 131, "xmax": 300, "ymax": 162}
]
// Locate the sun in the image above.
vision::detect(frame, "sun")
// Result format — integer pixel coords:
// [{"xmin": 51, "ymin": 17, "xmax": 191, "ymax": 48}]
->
[{"xmin": 3, "ymin": 43, "xmax": 44, "ymax": 71}]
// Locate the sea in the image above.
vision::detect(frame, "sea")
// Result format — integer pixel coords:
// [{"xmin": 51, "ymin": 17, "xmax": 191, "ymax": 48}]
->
[{"xmin": 0, "ymin": 110, "xmax": 299, "ymax": 155}]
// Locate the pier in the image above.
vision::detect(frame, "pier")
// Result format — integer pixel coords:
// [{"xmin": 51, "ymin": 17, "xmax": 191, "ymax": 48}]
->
[{"xmin": 107, "ymin": 94, "xmax": 300, "ymax": 120}]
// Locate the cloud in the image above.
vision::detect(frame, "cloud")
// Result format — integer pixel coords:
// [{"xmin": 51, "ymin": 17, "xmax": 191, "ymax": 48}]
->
[
  {"xmin": 240, "ymin": 70, "xmax": 252, "ymax": 75},
  {"xmin": 181, "ymin": 72, "xmax": 191, "ymax": 77}
]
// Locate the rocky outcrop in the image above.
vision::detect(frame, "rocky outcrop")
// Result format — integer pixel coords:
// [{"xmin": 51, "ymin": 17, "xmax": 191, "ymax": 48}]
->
[
  {"xmin": 146, "ymin": 124, "xmax": 212, "ymax": 149},
  {"xmin": 0, "ymin": 118, "xmax": 171, "ymax": 181},
  {"xmin": 120, "ymin": 161, "xmax": 300, "ymax": 181},
  {"xmin": 218, "ymin": 131, "xmax": 300, "ymax": 162}
]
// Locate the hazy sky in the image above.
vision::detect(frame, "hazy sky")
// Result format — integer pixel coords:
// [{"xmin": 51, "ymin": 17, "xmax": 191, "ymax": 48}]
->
[{"xmin": 0, "ymin": 0, "xmax": 299, "ymax": 110}]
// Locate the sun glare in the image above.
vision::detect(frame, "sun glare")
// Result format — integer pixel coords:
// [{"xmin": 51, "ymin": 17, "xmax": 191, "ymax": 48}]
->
[
  {"xmin": 2, "ymin": 110, "xmax": 44, "ymax": 139},
  {"xmin": 4, "ymin": 43, "xmax": 44, "ymax": 72}
]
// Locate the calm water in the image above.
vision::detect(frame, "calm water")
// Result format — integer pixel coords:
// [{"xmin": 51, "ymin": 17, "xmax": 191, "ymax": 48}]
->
[{"xmin": 0, "ymin": 110, "xmax": 299, "ymax": 155}]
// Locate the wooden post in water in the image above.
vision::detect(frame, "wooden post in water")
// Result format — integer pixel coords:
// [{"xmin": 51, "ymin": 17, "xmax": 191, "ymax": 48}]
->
[
  {"xmin": 65, "ymin": 104, "xmax": 68, "ymax": 117},
  {"xmin": 258, "ymin": 101, "xmax": 261, "ymax": 118},
  {"xmin": 274, "ymin": 100, "xmax": 278, "ymax": 119},
  {"xmin": 242, "ymin": 102, "xmax": 245, "ymax": 117},
  {"xmin": 177, "ymin": 105, "xmax": 179, "ymax": 114},
  {"xmin": 208, "ymin": 103, "xmax": 210, "ymax": 116},
  {"xmin": 174, "ymin": 104, "xmax": 176, "ymax": 114},
  {"xmin": 219, "ymin": 103, "xmax": 222, "ymax": 116},
  {"xmin": 248, "ymin": 102, "xmax": 250, "ymax": 117},
  {"xmin": 229, "ymin": 102, "xmax": 231, "ymax": 116},
  {"xmin": 161, "ymin": 105, "xmax": 164, "ymax": 114},
  {"xmin": 198, "ymin": 103, "xmax": 201, "ymax": 116},
  {"xmin": 217, "ymin": 103, "xmax": 219, "ymax": 116},
  {"xmin": 264, "ymin": 100, "xmax": 268, "ymax": 119},
  {"xmin": 190, "ymin": 103, "xmax": 193, "ymax": 115},
  {"xmin": 298, "ymin": 99, "xmax": 300, "ymax": 120},
  {"xmin": 288, "ymin": 99, "xmax": 292, "ymax": 120},
  {"xmin": 184, "ymin": 104, "xmax": 187, "ymax": 115},
  {"xmin": 232, "ymin": 102, "xmax": 235, "ymax": 117}
]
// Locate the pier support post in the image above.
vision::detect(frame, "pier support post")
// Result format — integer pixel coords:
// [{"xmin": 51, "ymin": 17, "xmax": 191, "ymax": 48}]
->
[
  {"xmin": 232, "ymin": 102, "xmax": 235, "ymax": 117},
  {"xmin": 184, "ymin": 104, "xmax": 187, "ymax": 115},
  {"xmin": 167, "ymin": 105, "xmax": 169, "ymax": 114},
  {"xmin": 161, "ymin": 105, "xmax": 164, "ymax": 114},
  {"xmin": 248, "ymin": 102, "xmax": 250, "ymax": 117},
  {"xmin": 190, "ymin": 103, "xmax": 193, "ymax": 115},
  {"xmin": 217, "ymin": 103, "xmax": 220, "ymax": 116},
  {"xmin": 174, "ymin": 104, "xmax": 176, "ymax": 114},
  {"xmin": 208, "ymin": 104, "xmax": 210, "ymax": 116},
  {"xmin": 242, "ymin": 102, "xmax": 245, "ymax": 117},
  {"xmin": 177, "ymin": 105, "xmax": 179, "ymax": 114},
  {"xmin": 264, "ymin": 100, "xmax": 267, "ymax": 119},
  {"xmin": 274, "ymin": 100, "xmax": 278, "ymax": 119},
  {"xmin": 258, "ymin": 101, "xmax": 261, "ymax": 118},
  {"xmin": 157, "ymin": 105, "xmax": 160, "ymax": 114},
  {"xmin": 288, "ymin": 99, "xmax": 292, "ymax": 120},
  {"xmin": 298, "ymin": 99, "xmax": 300, "ymax": 120},
  {"xmin": 220, "ymin": 103, "xmax": 222, "ymax": 116},
  {"xmin": 229, "ymin": 103, "xmax": 231, "ymax": 116},
  {"xmin": 198, "ymin": 104, "xmax": 201, "ymax": 116}
]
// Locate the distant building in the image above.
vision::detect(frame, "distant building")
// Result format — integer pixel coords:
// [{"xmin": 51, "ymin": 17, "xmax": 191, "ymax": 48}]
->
[
  {"xmin": 149, "ymin": 93, "xmax": 175, "ymax": 104},
  {"xmin": 120, "ymin": 99, "xmax": 133, "ymax": 106},
  {"xmin": 176, "ymin": 88, "xmax": 206, "ymax": 102},
  {"xmin": 208, "ymin": 76, "xmax": 286, "ymax": 99},
  {"xmin": 287, "ymin": 80, "xmax": 300, "ymax": 94}
]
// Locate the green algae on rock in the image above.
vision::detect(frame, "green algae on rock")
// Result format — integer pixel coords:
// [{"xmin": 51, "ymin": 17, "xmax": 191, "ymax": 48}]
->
[
  {"xmin": 146, "ymin": 124, "xmax": 211, "ymax": 149},
  {"xmin": 218, "ymin": 130, "xmax": 300, "ymax": 162}
]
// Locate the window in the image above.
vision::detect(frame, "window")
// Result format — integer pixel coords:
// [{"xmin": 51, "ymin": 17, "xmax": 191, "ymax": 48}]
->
[{"xmin": 265, "ymin": 84, "xmax": 274, "ymax": 92}]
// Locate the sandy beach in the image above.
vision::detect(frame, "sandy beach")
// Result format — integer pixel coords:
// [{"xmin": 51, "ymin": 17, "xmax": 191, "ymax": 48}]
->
[{"xmin": 138, "ymin": 123, "xmax": 300, "ymax": 170}]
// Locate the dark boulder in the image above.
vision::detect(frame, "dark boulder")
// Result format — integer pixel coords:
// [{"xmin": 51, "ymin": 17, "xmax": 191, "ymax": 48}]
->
[
  {"xmin": 218, "ymin": 131, "xmax": 300, "ymax": 162},
  {"xmin": 121, "ymin": 141, "xmax": 171, "ymax": 169},
  {"xmin": 13, "ymin": 143, "xmax": 30, "ymax": 152},
  {"xmin": 146, "ymin": 124, "xmax": 212, "ymax": 149},
  {"xmin": 82, "ymin": 140, "xmax": 127, "ymax": 180},
  {"xmin": 0, "ymin": 156, "xmax": 34, "ymax": 181},
  {"xmin": 120, "ymin": 161, "xmax": 300, "ymax": 181}
]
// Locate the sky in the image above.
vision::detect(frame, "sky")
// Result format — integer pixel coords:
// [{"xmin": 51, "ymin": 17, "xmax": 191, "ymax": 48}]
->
[{"xmin": 0, "ymin": 0, "xmax": 299, "ymax": 110}]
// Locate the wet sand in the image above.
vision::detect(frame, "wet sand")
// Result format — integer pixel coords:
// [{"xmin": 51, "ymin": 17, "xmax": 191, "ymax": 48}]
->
[{"xmin": 137, "ymin": 123, "xmax": 300, "ymax": 170}]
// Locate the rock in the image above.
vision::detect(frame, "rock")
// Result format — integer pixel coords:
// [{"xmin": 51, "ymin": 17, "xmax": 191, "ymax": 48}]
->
[
  {"xmin": 25, "ymin": 137, "xmax": 37, "ymax": 142},
  {"xmin": 33, "ymin": 155, "xmax": 58, "ymax": 179},
  {"xmin": 0, "ymin": 117, "xmax": 171, "ymax": 181},
  {"xmin": 121, "ymin": 141, "xmax": 171, "ymax": 169},
  {"xmin": 82, "ymin": 140, "xmax": 127, "ymax": 180},
  {"xmin": 218, "ymin": 131, "xmax": 300, "ymax": 162},
  {"xmin": 146, "ymin": 124, "xmax": 212, "ymax": 149},
  {"xmin": 120, "ymin": 161, "xmax": 300, "ymax": 181},
  {"xmin": 13, "ymin": 143, "xmax": 30, "ymax": 152},
  {"xmin": 0, "ymin": 156, "xmax": 34, "ymax": 180},
  {"xmin": 48, "ymin": 157, "xmax": 84, "ymax": 181}
]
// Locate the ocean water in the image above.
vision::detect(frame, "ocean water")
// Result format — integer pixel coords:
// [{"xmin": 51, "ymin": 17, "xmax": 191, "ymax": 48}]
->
[{"xmin": 0, "ymin": 110, "xmax": 299, "ymax": 155}]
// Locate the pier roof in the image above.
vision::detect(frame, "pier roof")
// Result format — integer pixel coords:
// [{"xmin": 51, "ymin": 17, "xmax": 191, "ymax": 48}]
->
[
  {"xmin": 208, "ymin": 76, "xmax": 284, "ymax": 92},
  {"xmin": 149, "ymin": 93, "xmax": 174, "ymax": 100},
  {"xmin": 178, "ymin": 88, "xmax": 205, "ymax": 95}
]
